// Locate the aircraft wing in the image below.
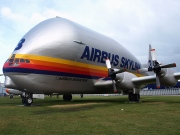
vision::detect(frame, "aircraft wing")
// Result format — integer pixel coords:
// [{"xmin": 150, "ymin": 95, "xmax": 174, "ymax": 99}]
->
[
  {"xmin": 94, "ymin": 80, "xmax": 113, "ymax": 87},
  {"xmin": 132, "ymin": 72, "xmax": 180, "ymax": 88},
  {"xmin": 95, "ymin": 72, "xmax": 180, "ymax": 91},
  {"xmin": 95, "ymin": 75, "xmax": 156, "ymax": 90},
  {"xmin": 94, "ymin": 79, "xmax": 115, "ymax": 92},
  {"xmin": 132, "ymin": 75, "xmax": 156, "ymax": 87}
]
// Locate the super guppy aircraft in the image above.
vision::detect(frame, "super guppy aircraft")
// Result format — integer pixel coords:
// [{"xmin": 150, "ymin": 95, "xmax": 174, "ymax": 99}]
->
[{"xmin": 3, "ymin": 17, "xmax": 180, "ymax": 106}]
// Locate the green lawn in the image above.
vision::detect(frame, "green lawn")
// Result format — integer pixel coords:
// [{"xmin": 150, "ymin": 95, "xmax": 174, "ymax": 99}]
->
[{"xmin": 0, "ymin": 95, "xmax": 180, "ymax": 135}]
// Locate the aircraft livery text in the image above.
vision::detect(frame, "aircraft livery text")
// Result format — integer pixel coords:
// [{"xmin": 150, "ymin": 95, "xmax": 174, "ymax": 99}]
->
[{"xmin": 80, "ymin": 46, "xmax": 141, "ymax": 71}]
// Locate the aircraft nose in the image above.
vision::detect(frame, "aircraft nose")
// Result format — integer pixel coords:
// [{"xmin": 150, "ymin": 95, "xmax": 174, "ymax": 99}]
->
[
  {"xmin": 3, "ymin": 62, "xmax": 5, "ymax": 74},
  {"xmin": 3, "ymin": 59, "xmax": 9, "ymax": 74}
]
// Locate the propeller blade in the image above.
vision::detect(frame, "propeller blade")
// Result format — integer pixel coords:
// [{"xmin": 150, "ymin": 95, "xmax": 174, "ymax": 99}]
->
[
  {"xmin": 112, "ymin": 80, "xmax": 118, "ymax": 93},
  {"xmin": 106, "ymin": 58, "xmax": 111, "ymax": 69},
  {"xmin": 160, "ymin": 63, "xmax": 176, "ymax": 68},
  {"xmin": 156, "ymin": 75, "xmax": 160, "ymax": 88}
]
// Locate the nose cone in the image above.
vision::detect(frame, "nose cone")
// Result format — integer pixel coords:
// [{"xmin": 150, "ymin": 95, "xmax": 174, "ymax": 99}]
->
[
  {"xmin": 3, "ymin": 60, "xmax": 8, "ymax": 74},
  {"xmin": 3, "ymin": 63, "xmax": 5, "ymax": 73}
]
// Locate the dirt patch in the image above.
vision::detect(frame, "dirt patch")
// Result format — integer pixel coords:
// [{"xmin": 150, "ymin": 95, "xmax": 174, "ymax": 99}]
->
[
  {"xmin": 49, "ymin": 102, "xmax": 106, "ymax": 108},
  {"xmin": 144, "ymin": 102, "xmax": 166, "ymax": 105}
]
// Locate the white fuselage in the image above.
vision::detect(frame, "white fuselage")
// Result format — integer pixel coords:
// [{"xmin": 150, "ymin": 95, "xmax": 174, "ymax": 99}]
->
[{"xmin": 3, "ymin": 18, "xmax": 147, "ymax": 94}]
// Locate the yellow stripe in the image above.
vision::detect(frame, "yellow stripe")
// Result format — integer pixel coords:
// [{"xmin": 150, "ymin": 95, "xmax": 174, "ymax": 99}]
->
[
  {"xmin": 14, "ymin": 53, "xmax": 145, "ymax": 77},
  {"xmin": 132, "ymin": 72, "xmax": 144, "ymax": 77},
  {"xmin": 15, "ymin": 54, "xmax": 107, "ymax": 71}
]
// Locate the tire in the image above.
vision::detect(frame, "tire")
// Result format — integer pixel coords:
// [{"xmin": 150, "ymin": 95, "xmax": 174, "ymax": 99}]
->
[
  {"xmin": 22, "ymin": 97, "xmax": 33, "ymax": 106},
  {"xmin": 22, "ymin": 98, "xmax": 26, "ymax": 104},
  {"xmin": 63, "ymin": 94, "xmax": 72, "ymax": 101},
  {"xmin": 128, "ymin": 92, "xmax": 133, "ymax": 101},
  {"xmin": 10, "ymin": 95, "xmax": 13, "ymax": 98},
  {"xmin": 129, "ymin": 93, "xmax": 140, "ymax": 102},
  {"xmin": 133, "ymin": 94, "xmax": 140, "ymax": 102},
  {"xmin": 25, "ymin": 97, "xmax": 33, "ymax": 106}
]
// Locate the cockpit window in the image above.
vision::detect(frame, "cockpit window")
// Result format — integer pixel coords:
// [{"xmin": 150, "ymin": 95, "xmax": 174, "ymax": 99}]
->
[
  {"xmin": 7, "ymin": 58, "xmax": 30, "ymax": 65},
  {"xmin": 11, "ymin": 54, "xmax": 16, "ymax": 59},
  {"xmin": 20, "ymin": 59, "xmax": 25, "ymax": 63},
  {"xmin": 25, "ymin": 59, "xmax": 30, "ymax": 63},
  {"xmin": 14, "ymin": 58, "xmax": 19, "ymax": 63},
  {"xmin": 9, "ymin": 59, "xmax": 14, "ymax": 63}
]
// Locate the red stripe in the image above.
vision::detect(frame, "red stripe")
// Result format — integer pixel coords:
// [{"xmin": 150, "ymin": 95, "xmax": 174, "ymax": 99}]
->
[{"xmin": 4, "ymin": 62, "xmax": 107, "ymax": 77}]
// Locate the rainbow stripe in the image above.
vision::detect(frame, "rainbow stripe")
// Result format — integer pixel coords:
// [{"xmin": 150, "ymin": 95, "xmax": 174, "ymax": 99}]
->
[
  {"xmin": 4, "ymin": 54, "xmax": 108, "ymax": 79},
  {"xmin": 3, "ymin": 54, "xmax": 144, "ymax": 79}
]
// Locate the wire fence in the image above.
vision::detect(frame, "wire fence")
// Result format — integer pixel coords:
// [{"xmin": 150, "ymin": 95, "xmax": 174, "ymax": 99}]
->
[{"xmin": 140, "ymin": 89, "xmax": 180, "ymax": 95}]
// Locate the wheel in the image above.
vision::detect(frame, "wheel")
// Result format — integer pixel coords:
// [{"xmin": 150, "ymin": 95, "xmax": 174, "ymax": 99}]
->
[
  {"xmin": 132, "ymin": 94, "xmax": 140, "ymax": 102},
  {"xmin": 23, "ymin": 97, "xmax": 33, "ymax": 106},
  {"xmin": 22, "ymin": 93, "xmax": 33, "ymax": 106},
  {"xmin": 128, "ymin": 93, "xmax": 140, "ymax": 102},
  {"xmin": 10, "ymin": 95, "xmax": 13, "ymax": 98},
  {"xmin": 128, "ymin": 92, "xmax": 133, "ymax": 101},
  {"xmin": 137, "ymin": 94, "xmax": 140, "ymax": 102},
  {"xmin": 22, "ymin": 98, "xmax": 26, "ymax": 104},
  {"xmin": 63, "ymin": 94, "xmax": 72, "ymax": 101}
]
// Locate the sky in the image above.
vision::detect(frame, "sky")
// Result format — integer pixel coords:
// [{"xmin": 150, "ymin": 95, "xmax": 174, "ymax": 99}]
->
[{"xmin": 1, "ymin": 0, "xmax": 180, "ymax": 83}]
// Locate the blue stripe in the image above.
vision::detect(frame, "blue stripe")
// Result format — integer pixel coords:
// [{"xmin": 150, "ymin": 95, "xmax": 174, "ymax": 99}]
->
[{"xmin": 3, "ymin": 67, "xmax": 104, "ymax": 79}]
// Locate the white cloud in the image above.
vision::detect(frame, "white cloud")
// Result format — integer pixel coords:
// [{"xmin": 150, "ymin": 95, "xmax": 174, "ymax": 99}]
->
[
  {"xmin": 1, "ymin": 7, "xmax": 25, "ymax": 22},
  {"xmin": 1, "ymin": 6, "xmax": 11, "ymax": 16}
]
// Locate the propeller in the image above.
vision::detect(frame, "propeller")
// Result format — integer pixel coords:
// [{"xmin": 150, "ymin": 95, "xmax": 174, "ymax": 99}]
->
[
  {"xmin": 105, "ymin": 58, "xmax": 126, "ymax": 93},
  {"xmin": 148, "ymin": 49, "xmax": 176, "ymax": 88}
]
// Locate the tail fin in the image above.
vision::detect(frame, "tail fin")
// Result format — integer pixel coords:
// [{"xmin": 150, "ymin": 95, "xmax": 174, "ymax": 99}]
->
[
  {"xmin": 137, "ymin": 44, "xmax": 154, "ymax": 75},
  {"xmin": 148, "ymin": 44, "xmax": 153, "ymax": 70},
  {"xmin": 147, "ymin": 44, "xmax": 154, "ymax": 75},
  {"xmin": 142, "ymin": 44, "xmax": 153, "ymax": 68}
]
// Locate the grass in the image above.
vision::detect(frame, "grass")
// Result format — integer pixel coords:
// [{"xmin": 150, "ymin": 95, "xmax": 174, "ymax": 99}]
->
[{"xmin": 0, "ymin": 95, "xmax": 180, "ymax": 135}]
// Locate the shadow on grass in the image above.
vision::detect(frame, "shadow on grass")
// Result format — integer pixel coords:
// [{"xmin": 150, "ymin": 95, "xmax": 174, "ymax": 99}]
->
[
  {"xmin": 34, "ymin": 96, "xmax": 128, "ymax": 106},
  {"xmin": 31, "ymin": 104, "xmax": 107, "ymax": 115},
  {"xmin": 31, "ymin": 96, "xmax": 129, "ymax": 115}
]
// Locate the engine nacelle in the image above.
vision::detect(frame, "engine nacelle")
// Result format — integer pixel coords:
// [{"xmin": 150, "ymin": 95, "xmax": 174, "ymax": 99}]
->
[
  {"xmin": 159, "ymin": 68, "xmax": 177, "ymax": 86},
  {"xmin": 116, "ymin": 72, "xmax": 137, "ymax": 90}
]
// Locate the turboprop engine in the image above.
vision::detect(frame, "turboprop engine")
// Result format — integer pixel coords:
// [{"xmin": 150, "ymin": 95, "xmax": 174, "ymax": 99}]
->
[
  {"xmin": 115, "ymin": 72, "xmax": 137, "ymax": 90},
  {"xmin": 158, "ymin": 68, "xmax": 177, "ymax": 86},
  {"xmin": 137, "ymin": 46, "xmax": 177, "ymax": 88},
  {"xmin": 104, "ymin": 58, "xmax": 138, "ymax": 92}
]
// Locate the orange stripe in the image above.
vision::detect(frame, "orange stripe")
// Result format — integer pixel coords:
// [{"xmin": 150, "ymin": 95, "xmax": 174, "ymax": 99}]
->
[{"xmin": 31, "ymin": 59, "xmax": 107, "ymax": 76}]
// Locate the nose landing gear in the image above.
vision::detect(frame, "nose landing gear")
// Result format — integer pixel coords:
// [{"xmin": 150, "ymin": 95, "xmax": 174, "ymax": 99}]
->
[{"xmin": 22, "ymin": 92, "xmax": 33, "ymax": 106}]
